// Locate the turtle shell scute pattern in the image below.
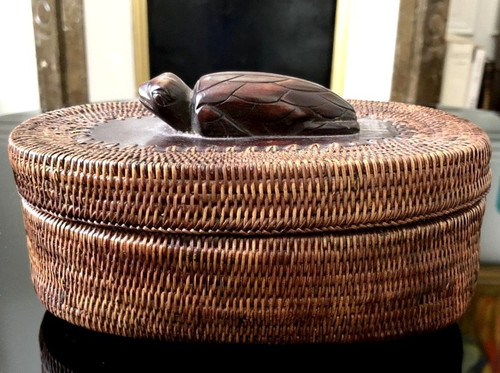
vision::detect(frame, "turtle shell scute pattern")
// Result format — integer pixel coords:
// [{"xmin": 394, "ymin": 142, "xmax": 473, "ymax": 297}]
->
[{"xmin": 192, "ymin": 72, "xmax": 357, "ymax": 137}]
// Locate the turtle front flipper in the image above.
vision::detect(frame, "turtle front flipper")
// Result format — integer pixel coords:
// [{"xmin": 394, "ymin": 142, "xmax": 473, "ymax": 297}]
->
[
  {"xmin": 297, "ymin": 120, "xmax": 361, "ymax": 136},
  {"xmin": 193, "ymin": 105, "xmax": 252, "ymax": 137}
]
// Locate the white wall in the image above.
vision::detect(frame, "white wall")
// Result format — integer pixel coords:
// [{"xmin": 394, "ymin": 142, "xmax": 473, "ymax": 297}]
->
[
  {"xmin": 473, "ymin": 0, "xmax": 499, "ymax": 59},
  {"xmin": 335, "ymin": 0, "xmax": 400, "ymax": 101},
  {"xmin": 0, "ymin": 0, "xmax": 40, "ymax": 115},
  {"xmin": 448, "ymin": 0, "xmax": 500, "ymax": 60},
  {"xmin": 0, "ymin": 0, "xmax": 137, "ymax": 115},
  {"xmin": 83, "ymin": 0, "xmax": 136, "ymax": 102},
  {"xmin": 2, "ymin": 0, "xmax": 401, "ymax": 112}
]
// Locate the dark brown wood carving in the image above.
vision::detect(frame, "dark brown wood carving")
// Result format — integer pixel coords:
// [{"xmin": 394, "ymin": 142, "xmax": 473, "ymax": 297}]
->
[{"xmin": 139, "ymin": 72, "xmax": 359, "ymax": 137}]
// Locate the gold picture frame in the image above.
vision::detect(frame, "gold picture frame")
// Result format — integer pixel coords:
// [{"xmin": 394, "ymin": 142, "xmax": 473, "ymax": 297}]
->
[{"xmin": 132, "ymin": 0, "xmax": 150, "ymax": 87}]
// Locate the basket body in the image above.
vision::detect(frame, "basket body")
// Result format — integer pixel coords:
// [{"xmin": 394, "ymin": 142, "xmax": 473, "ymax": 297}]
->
[{"xmin": 9, "ymin": 101, "xmax": 491, "ymax": 342}]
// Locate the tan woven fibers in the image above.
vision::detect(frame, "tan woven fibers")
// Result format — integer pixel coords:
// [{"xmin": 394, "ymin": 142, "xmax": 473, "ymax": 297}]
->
[
  {"xmin": 23, "ymin": 199, "xmax": 483, "ymax": 343},
  {"xmin": 8, "ymin": 101, "xmax": 491, "ymax": 234},
  {"xmin": 9, "ymin": 100, "xmax": 491, "ymax": 342}
]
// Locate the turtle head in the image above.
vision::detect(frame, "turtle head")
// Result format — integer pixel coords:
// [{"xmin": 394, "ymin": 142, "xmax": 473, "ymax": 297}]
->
[{"xmin": 139, "ymin": 73, "xmax": 193, "ymax": 132}]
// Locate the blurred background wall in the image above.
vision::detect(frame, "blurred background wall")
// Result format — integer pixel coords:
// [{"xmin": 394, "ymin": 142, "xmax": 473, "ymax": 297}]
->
[
  {"xmin": 83, "ymin": 0, "xmax": 136, "ymax": 102},
  {"xmin": 334, "ymin": 0, "xmax": 400, "ymax": 101},
  {"xmin": 0, "ymin": 1, "xmax": 39, "ymax": 114},
  {"xmin": 0, "ymin": 0, "xmax": 401, "ymax": 115},
  {"xmin": 0, "ymin": 0, "xmax": 498, "ymax": 113}
]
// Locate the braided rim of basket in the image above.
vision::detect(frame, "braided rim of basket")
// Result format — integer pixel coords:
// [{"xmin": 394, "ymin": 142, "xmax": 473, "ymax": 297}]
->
[
  {"xmin": 9, "ymin": 100, "xmax": 491, "ymax": 235},
  {"xmin": 23, "ymin": 199, "xmax": 483, "ymax": 343}
]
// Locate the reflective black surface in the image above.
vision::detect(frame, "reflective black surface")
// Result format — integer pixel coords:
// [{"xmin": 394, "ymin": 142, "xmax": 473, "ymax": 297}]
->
[
  {"xmin": 89, "ymin": 116, "xmax": 397, "ymax": 151},
  {"xmin": 2, "ymin": 110, "xmax": 491, "ymax": 372},
  {"xmin": 0, "ymin": 111, "xmax": 45, "ymax": 372},
  {"xmin": 39, "ymin": 312, "xmax": 463, "ymax": 372}
]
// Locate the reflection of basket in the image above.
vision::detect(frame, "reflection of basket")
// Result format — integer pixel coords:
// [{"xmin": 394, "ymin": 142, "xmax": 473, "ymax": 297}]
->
[
  {"xmin": 10, "ymin": 101, "xmax": 491, "ymax": 343},
  {"xmin": 39, "ymin": 311, "xmax": 463, "ymax": 372}
]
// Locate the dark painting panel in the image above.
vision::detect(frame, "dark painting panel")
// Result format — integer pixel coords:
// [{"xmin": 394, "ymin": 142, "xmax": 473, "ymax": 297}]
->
[{"xmin": 148, "ymin": 0, "xmax": 336, "ymax": 88}]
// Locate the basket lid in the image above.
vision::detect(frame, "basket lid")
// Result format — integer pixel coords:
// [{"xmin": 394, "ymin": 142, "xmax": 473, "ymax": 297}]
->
[{"xmin": 8, "ymin": 100, "xmax": 491, "ymax": 235}]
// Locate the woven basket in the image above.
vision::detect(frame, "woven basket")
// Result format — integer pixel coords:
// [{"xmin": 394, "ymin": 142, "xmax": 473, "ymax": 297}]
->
[{"xmin": 9, "ymin": 100, "xmax": 491, "ymax": 343}]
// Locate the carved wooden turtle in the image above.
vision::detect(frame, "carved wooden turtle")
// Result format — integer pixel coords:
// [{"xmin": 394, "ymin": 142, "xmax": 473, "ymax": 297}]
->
[{"xmin": 139, "ymin": 72, "xmax": 358, "ymax": 137}]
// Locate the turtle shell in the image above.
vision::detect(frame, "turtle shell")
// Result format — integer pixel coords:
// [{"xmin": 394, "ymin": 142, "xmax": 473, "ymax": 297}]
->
[{"xmin": 191, "ymin": 72, "xmax": 358, "ymax": 137}]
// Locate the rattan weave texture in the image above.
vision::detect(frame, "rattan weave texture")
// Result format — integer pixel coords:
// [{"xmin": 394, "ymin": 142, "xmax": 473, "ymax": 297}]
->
[
  {"xmin": 8, "ymin": 101, "xmax": 491, "ymax": 234},
  {"xmin": 8, "ymin": 100, "xmax": 491, "ymax": 342},
  {"xmin": 23, "ymin": 199, "xmax": 483, "ymax": 343}
]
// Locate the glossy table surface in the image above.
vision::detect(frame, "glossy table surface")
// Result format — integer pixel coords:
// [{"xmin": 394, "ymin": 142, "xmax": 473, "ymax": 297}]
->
[
  {"xmin": 2, "ymin": 108, "xmax": 498, "ymax": 372},
  {"xmin": 1, "ymin": 111, "xmax": 45, "ymax": 373}
]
